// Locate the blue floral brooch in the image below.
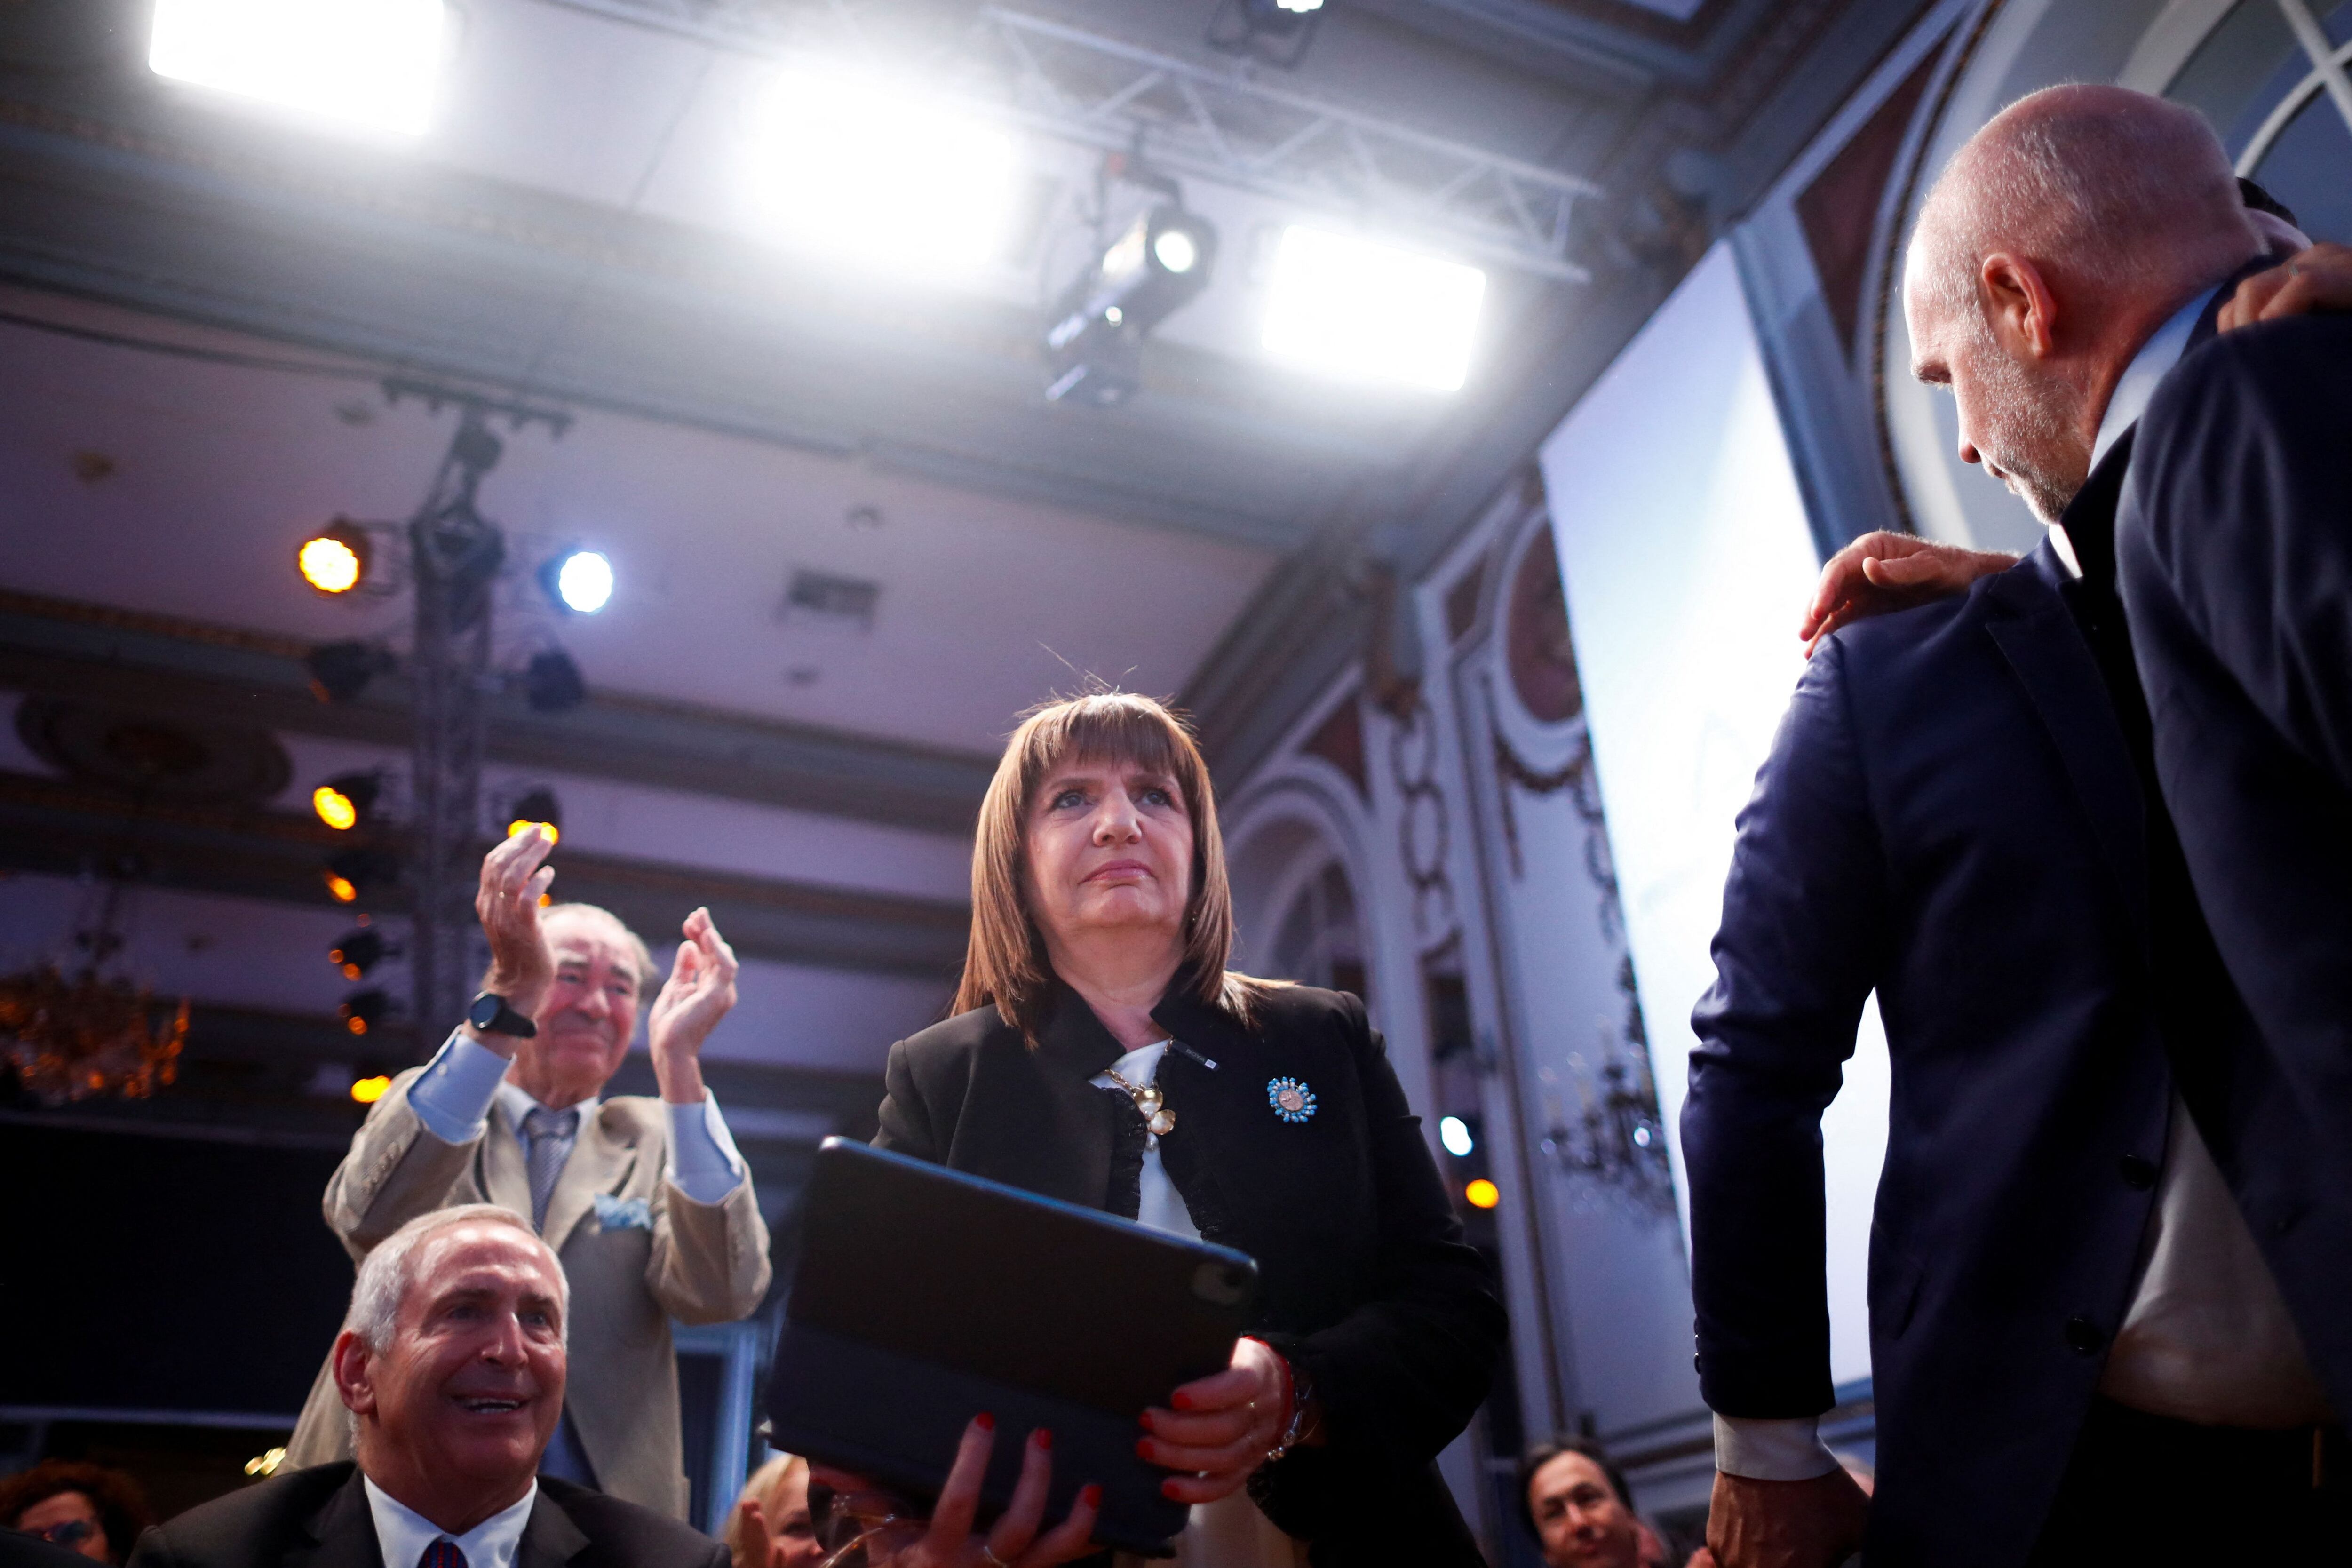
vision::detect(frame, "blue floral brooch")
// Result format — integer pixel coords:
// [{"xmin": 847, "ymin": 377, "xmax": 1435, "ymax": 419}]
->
[{"xmin": 1266, "ymin": 1076, "xmax": 1318, "ymax": 1124}]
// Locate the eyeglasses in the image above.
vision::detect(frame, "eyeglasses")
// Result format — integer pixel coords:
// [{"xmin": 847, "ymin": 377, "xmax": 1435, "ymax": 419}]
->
[{"xmin": 20, "ymin": 1520, "xmax": 95, "ymax": 1547}]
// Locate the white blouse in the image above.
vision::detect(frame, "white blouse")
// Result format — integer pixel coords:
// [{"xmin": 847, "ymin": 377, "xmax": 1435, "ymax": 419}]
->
[{"xmin": 1090, "ymin": 1042, "xmax": 1306, "ymax": 1568}]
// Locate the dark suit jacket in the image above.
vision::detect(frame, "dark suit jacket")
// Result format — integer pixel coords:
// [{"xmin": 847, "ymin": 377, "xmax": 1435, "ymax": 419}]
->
[
  {"xmin": 1684, "ymin": 535, "xmax": 2178, "ymax": 1568},
  {"xmin": 876, "ymin": 979, "xmax": 1504, "ymax": 1568},
  {"xmin": 125, "ymin": 1463, "xmax": 727, "ymax": 1568},
  {"xmin": 2116, "ymin": 314, "xmax": 2352, "ymax": 1407}
]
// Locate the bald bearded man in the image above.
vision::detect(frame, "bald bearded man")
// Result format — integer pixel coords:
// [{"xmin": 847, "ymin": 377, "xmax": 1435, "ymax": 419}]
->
[{"xmin": 1684, "ymin": 88, "xmax": 2348, "ymax": 1568}]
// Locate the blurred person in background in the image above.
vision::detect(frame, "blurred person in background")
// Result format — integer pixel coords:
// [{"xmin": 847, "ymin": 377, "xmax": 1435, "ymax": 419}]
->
[
  {"xmin": 853, "ymin": 690, "xmax": 1505, "ymax": 1567},
  {"xmin": 1519, "ymin": 1440, "xmax": 1665, "ymax": 1568},
  {"xmin": 284, "ymin": 829, "xmax": 771, "ymax": 1519},
  {"xmin": 723, "ymin": 1456, "xmax": 823, "ymax": 1568},
  {"xmin": 0, "ymin": 1463, "xmax": 151, "ymax": 1565}
]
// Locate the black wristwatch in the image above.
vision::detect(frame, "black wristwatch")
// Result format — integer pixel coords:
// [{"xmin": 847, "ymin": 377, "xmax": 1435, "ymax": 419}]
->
[{"xmin": 467, "ymin": 991, "xmax": 538, "ymax": 1039}]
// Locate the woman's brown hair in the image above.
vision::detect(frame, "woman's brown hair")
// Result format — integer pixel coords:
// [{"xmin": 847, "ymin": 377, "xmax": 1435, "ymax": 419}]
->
[{"xmin": 954, "ymin": 690, "xmax": 1274, "ymax": 1043}]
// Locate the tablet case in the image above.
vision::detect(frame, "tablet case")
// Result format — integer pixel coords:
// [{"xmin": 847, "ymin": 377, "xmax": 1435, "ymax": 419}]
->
[{"xmin": 766, "ymin": 1138, "xmax": 1261, "ymax": 1555}]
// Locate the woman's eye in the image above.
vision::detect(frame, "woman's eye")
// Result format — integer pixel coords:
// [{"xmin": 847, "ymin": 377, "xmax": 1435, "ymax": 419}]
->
[{"xmin": 1053, "ymin": 789, "xmax": 1086, "ymax": 809}]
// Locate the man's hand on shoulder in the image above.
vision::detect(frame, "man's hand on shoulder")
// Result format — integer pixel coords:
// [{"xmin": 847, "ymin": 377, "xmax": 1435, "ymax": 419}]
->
[
  {"xmin": 1801, "ymin": 532, "xmax": 2019, "ymax": 654},
  {"xmin": 2220, "ymin": 242, "xmax": 2352, "ymax": 332},
  {"xmin": 1705, "ymin": 1469, "xmax": 1867, "ymax": 1568}
]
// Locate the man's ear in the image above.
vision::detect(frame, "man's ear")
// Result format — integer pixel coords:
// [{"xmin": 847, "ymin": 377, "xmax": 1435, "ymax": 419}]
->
[
  {"xmin": 1980, "ymin": 253, "xmax": 2060, "ymax": 359},
  {"xmin": 332, "ymin": 1329, "xmax": 378, "ymax": 1419}
]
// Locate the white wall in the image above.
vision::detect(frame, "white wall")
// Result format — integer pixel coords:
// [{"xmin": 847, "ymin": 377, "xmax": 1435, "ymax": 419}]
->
[{"xmin": 1538, "ymin": 244, "xmax": 1889, "ymax": 1387}]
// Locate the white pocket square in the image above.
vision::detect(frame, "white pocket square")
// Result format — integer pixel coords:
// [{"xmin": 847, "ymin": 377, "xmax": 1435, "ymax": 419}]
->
[{"xmin": 593, "ymin": 1193, "xmax": 653, "ymax": 1230}]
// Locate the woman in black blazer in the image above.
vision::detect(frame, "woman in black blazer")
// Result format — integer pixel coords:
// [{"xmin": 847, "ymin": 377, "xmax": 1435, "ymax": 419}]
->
[{"xmin": 874, "ymin": 691, "xmax": 1504, "ymax": 1568}]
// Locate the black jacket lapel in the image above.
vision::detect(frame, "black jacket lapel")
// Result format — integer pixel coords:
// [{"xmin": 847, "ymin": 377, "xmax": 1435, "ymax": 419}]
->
[
  {"xmin": 1983, "ymin": 541, "xmax": 2151, "ymax": 947},
  {"xmin": 515, "ymin": 1489, "xmax": 590, "ymax": 1568},
  {"xmin": 297, "ymin": 1472, "xmax": 385, "ymax": 1568}
]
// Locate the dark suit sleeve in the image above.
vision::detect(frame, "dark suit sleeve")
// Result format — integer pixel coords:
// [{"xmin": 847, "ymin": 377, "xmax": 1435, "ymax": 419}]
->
[
  {"xmin": 2120, "ymin": 321, "xmax": 2352, "ymax": 789},
  {"xmin": 1264, "ymin": 997, "xmax": 1505, "ymax": 1479},
  {"xmin": 120, "ymin": 1528, "xmax": 179, "ymax": 1568},
  {"xmin": 1683, "ymin": 637, "xmax": 1887, "ymax": 1419},
  {"xmin": 874, "ymin": 1036, "xmax": 938, "ymax": 1158}
]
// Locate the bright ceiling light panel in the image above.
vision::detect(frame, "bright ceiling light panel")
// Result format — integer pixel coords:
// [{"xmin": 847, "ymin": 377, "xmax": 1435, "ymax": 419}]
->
[
  {"xmin": 1262, "ymin": 225, "xmax": 1487, "ymax": 392},
  {"xmin": 749, "ymin": 69, "xmax": 1019, "ymax": 278},
  {"xmin": 149, "ymin": 0, "xmax": 446, "ymax": 138}
]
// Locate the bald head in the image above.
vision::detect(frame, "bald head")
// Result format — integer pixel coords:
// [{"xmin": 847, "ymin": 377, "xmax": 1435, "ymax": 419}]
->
[
  {"xmin": 1913, "ymin": 85, "xmax": 2257, "ymax": 328},
  {"xmin": 1903, "ymin": 87, "xmax": 2263, "ymax": 523}
]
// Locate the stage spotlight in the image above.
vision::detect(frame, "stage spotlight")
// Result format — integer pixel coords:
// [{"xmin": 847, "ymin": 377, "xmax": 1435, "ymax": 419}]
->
[
  {"xmin": 149, "ymin": 0, "xmax": 447, "ymax": 139},
  {"xmin": 1438, "ymin": 1115, "xmax": 1476, "ymax": 1158},
  {"xmin": 339, "ymin": 987, "xmax": 392, "ymax": 1036},
  {"xmin": 505, "ymin": 787, "xmax": 562, "ymax": 846},
  {"xmin": 1044, "ymin": 205, "xmax": 1219, "ymax": 407},
  {"xmin": 539, "ymin": 549, "xmax": 613, "ymax": 615},
  {"xmin": 524, "ymin": 649, "xmax": 587, "ymax": 714},
  {"xmin": 328, "ymin": 928, "xmax": 386, "ymax": 980},
  {"xmin": 1262, "ymin": 225, "xmax": 1486, "ymax": 392},
  {"xmin": 305, "ymin": 641, "xmax": 393, "ymax": 704},
  {"xmin": 311, "ymin": 771, "xmax": 381, "ymax": 831},
  {"xmin": 1464, "ymin": 1178, "xmax": 1501, "ymax": 1210},
  {"xmin": 747, "ymin": 68, "xmax": 1018, "ymax": 278},
  {"xmin": 323, "ymin": 848, "xmax": 399, "ymax": 905},
  {"xmin": 297, "ymin": 520, "xmax": 372, "ymax": 595},
  {"xmin": 350, "ymin": 1073, "xmax": 393, "ymax": 1104}
]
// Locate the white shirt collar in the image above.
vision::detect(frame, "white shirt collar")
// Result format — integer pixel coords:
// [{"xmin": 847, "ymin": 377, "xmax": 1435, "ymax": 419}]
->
[
  {"xmin": 2088, "ymin": 283, "xmax": 2220, "ymax": 472},
  {"xmin": 494, "ymin": 1078, "xmax": 596, "ymax": 1135},
  {"xmin": 362, "ymin": 1476, "xmax": 536, "ymax": 1568},
  {"xmin": 1090, "ymin": 1040, "xmax": 1174, "ymax": 1090}
]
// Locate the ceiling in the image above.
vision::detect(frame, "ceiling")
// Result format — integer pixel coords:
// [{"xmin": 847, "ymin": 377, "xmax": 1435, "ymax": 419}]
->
[{"xmin": 0, "ymin": 0, "xmax": 1934, "ymax": 1145}]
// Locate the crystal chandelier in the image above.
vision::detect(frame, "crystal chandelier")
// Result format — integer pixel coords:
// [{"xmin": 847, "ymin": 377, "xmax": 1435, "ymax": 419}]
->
[{"xmin": 0, "ymin": 884, "xmax": 187, "ymax": 1105}]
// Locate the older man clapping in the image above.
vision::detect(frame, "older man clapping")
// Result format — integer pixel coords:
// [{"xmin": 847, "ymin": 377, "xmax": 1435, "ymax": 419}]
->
[
  {"xmin": 284, "ymin": 831, "xmax": 771, "ymax": 1519},
  {"xmin": 133, "ymin": 1207, "xmax": 727, "ymax": 1568}
]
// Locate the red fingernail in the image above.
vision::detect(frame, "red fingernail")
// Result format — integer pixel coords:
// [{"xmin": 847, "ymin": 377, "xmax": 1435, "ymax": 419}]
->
[
  {"xmin": 1034, "ymin": 1429, "xmax": 1052, "ymax": 1451},
  {"xmin": 1138, "ymin": 1411, "xmax": 1154, "ymax": 1432},
  {"xmin": 1081, "ymin": 1485, "xmax": 1103, "ymax": 1509},
  {"xmin": 1171, "ymin": 1392, "xmax": 1194, "ymax": 1411},
  {"xmin": 975, "ymin": 1413, "xmax": 995, "ymax": 1433},
  {"xmin": 1161, "ymin": 1480, "xmax": 1182, "ymax": 1499},
  {"xmin": 1135, "ymin": 1439, "xmax": 1152, "ymax": 1460}
]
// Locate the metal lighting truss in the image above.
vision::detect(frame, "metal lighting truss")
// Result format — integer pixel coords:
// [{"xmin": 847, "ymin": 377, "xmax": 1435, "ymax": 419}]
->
[
  {"xmin": 537, "ymin": 0, "xmax": 1602, "ymax": 282},
  {"xmin": 965, "ymin": 9, "xmax": 1598, "ymax": 283}
]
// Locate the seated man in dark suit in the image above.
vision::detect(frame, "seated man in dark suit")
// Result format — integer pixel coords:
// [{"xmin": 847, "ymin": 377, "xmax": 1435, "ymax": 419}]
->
[
  {"xmin": 1685, "ymin": 86, "xmax": 2350, "ymax": 1568},
  {"xmin": 129, "ymin": 1205, "xmax": 725, "ymax": 1568}
]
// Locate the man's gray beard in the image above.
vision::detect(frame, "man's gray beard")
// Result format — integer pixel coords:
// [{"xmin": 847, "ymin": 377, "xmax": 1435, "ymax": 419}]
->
[{"xmin": 1974, "ymin": 341, "xmax": 2084, "ymax": 525}]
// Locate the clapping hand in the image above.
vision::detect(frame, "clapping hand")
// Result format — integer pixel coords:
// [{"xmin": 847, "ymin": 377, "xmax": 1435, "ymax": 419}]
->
[
  {"xmin": 472, "ymin": 827, "xmax": 558, "ymax": 1036},
  {"xmin": 648, "ymin": 907, "xmax": 739, "ymax": 1104}
]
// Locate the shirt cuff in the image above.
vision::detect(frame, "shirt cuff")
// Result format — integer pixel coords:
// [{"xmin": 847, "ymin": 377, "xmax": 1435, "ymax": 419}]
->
[
  {"xmin": 1712, "ymin": 1414, "xmax": 1840, "ymax": 1481},
  {"xmin": 666, "ymin": 1092, "xmax": 747, "ymax": 1205},
  {"xmin": 405, "ymin": 1030, "xmax": 511, "ymax": 1145}
]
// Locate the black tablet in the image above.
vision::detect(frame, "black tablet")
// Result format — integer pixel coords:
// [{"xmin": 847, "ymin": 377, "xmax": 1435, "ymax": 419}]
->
[{"xmin": 766, "ymin": 1138, "xmax": 1261, "ymax": 1555}]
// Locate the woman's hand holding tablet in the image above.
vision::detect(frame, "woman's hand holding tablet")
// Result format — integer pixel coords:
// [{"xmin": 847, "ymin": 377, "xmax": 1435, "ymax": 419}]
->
[{"xmin": 811, "ymin": 1417, "xmax": 1102, "ymax": 1568}]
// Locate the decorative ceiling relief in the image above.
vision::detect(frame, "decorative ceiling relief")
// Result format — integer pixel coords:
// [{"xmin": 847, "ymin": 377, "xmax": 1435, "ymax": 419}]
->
[{"xmin": 1386, "ymin": 699, "xmax": 1458, "ymax": 947}]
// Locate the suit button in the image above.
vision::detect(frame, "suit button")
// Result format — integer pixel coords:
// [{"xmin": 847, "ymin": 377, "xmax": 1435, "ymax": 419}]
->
[
  {"xmin": 2065, "ymin": 1316, "xmax": 2105, "ymax": 1355},
  {"xmin": 2119, "ymin": 1155, "xmax": 2158, "ymax": 1191}
]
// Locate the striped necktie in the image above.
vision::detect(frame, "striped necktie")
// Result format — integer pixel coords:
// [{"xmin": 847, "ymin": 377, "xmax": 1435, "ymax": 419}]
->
[
  {"xmin": 521, "ymin": 1105, "xmax": 579, "ymax": 1233},
  {"xmin": 418, "ymin": 1540, "xmax": 468, "ymax": 1568}
]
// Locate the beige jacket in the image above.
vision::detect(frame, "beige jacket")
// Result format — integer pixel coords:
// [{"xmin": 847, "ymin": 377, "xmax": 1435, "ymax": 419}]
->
[{"xmin": 283, "ymin": 1065, "xmax": 772, "ymax": 1519}]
